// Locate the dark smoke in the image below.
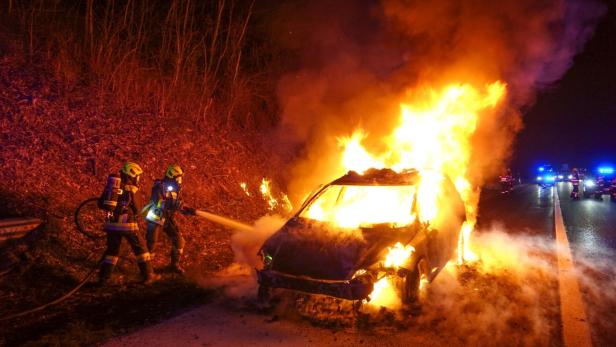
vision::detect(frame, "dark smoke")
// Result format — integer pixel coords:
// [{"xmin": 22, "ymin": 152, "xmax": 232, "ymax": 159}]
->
[{"xmin": 267, "ymin": 0, "xmax": 605, "ymax": 200}]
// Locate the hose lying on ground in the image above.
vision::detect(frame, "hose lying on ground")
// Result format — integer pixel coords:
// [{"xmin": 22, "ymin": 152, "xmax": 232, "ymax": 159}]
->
[
  {"xmin": 0, "ymin": 266, "xmax": 15, "ymax": 277},
  {"xmin": 74, "ymin": 197, "xmax": 106, "ymax": 240},
  {"xmin": 0, "ymin": 258, "xmax": 101, "ymax": 321}
]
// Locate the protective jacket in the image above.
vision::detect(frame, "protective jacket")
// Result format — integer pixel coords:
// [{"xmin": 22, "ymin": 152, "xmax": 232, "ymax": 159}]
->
[
  {"xmin": 145, "ymin": 177, "xmax": 186, "ymax": 272},
  {"xmin": 99, "ymin": 179, "xmax": 153, "ymax": 284},
  {"xmin": 144, "ymin": 178, "xmax": 183, "ymax": 224},
  {"xmin": 103, "ymin": 184, "xmax": 141, "ymax": 232}
]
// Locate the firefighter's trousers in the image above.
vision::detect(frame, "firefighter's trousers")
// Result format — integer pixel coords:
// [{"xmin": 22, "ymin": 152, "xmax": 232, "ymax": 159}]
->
[
  {"xmin": 146, "ymin": 218, "xmax": 185, "ymax": 265},
  {"xmin": 99, "ymin": 229, "xmax": 152, "ymax": 282}
]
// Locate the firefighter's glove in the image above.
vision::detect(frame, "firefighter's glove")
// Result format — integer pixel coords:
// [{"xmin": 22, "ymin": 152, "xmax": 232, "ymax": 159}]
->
[{"xmin": 181, "ymin": 207, "xmax": 196, "ymax": 216}]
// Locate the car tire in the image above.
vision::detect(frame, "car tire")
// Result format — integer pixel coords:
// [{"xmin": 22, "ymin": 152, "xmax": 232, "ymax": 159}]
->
[
  {"xmin": 257, "ymin": 284, "xmax": 271, "ymax": 303},
  {"xmin": 595, "ymin": 193, "xmax": 602, "ymax": 200},
  {"xmin": 403, "ymin": 267, "xmax": 421, "ymax": 304}
]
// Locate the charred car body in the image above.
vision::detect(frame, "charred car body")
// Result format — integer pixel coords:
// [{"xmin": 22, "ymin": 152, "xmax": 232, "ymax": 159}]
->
[{"xmin": 257, "ymin": 168, "xmax": 465, "ymax": 305}]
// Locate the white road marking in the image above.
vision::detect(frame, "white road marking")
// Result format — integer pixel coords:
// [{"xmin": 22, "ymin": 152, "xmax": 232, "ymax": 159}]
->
[{"xmin": 554, "ymin": 189, "xmax": 593, "ymax": 347}]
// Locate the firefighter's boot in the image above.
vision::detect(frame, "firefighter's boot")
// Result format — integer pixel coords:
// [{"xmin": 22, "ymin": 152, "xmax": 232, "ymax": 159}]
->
[
  {"xmin": 170, "ymin": 250, "xmax": 185, "ymax": 274},
  {"xmin": 139, "ymin": 261, "xmax": 160, "ymax": 284},
  {"xmin": 98, "ymin": 262, "xmax": 114, "ymax": 286}
]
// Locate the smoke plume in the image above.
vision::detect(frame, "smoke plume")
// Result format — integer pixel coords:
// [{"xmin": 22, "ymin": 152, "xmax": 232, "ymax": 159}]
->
[
  {"xmin": 199, "ymin": 215, "xmax": 286, "ymax": 298},
  {"xmin": 270, "ymin": 0, "xmax": 605, "ymax": 201},
  {"xmin": 415, "ymin": 224, "xmax": 616, "ymax": 345}
]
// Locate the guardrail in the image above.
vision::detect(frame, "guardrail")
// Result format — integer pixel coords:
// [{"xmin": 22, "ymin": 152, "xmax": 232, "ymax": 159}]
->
[{"xmin": 0, "ymin": 218, "xmax": 43, "ymax": 243}]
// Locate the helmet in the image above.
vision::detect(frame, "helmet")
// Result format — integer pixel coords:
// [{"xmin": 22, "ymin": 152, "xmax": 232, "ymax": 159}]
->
[
  {"xmin": 165, "ymin": 164, "xmax": 184, "ymax": 179},
  {"xmin": 121, "ymin": 162, "xmax": 143, "ymax": 178}
]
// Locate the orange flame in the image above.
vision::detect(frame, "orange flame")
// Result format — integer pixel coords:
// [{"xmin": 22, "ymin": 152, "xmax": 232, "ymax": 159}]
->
[
  {"xmin": 338, "ymin": 81, "xmax": 505, "ymax": 247},
  {"xmin": 259, "ymin": 178, "xmax": 293, "ymax": 212},
  {"xmin": 337, "ymin": 82, "xmax": 506, "ymax": 308}
]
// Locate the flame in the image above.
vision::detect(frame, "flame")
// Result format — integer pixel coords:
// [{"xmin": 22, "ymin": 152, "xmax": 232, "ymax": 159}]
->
[
  {"xmin": 367, "ymin": 242, "xmax": 415, "ymax": 309},
  {"xmin": 281, "ymin": 194, "xmax": 293, "ymax": 212},
  {"xmin": 240, "ymin": 182, "xmax": 251, "ymax": 196},
  {"xmin": 260, "ymin": 178, "xmax": 276, "ymax": 210},
  {"xmin": 368, "ymin": 277, "xmax": 401, "ymax": 309},
  {"xmin": 384, "ymin": 242, "xmax": 415, "ymax": 268},
  {"xmin": 259, "ymin": 178, "xmax": 293, "ymax": 212},
  {"xmin": 303, "ymin": 185, "xmax": 416, "ymax": 228},
  {"xmin": 337, "ymin": 82, "xmax": 505, "ymax": 308},
  {"xmin": 338, "ymin": 81, "xmax": 505, "ymax": 246}
]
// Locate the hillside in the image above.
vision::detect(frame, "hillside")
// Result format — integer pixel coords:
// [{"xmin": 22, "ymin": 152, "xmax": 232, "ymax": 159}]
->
[{"xmin": 0, "ymin": 23, "xmax": 288, "ymax": 345}]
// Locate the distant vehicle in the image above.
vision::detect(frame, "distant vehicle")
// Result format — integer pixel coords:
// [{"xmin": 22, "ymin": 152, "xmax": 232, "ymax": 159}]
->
[
  {"xmin": 583, "ymin": 166, "xmax": 615, "ymax": 199},
  {"xmin": 499, "ymin": 169, "xmax": 515, "ymax": 193},
  {"xmin": 536, "ymin": 165, "xmax": 556, "ymax": 187},
  {"xmin": 256, "ymin": 168, "xmax": 465, "ymax": 306}
]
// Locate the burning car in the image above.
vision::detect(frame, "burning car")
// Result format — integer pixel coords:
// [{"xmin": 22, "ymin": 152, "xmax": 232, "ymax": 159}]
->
[{"xmin": 256, "ymin": 168, "xmax": 465, "ymax": 307}]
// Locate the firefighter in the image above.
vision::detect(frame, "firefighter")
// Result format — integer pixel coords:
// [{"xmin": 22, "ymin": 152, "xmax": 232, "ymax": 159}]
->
[
  {"xmin": 144, "ymin": 164, "xmax": 189, "ymax": 274},
  {"xmin": 98, "ymin": 162, "xmax": 158, "ymax": 285},
  {"xmin": 499, "ymin": 168, "xmax": 514, "ymax": 193},
  {"xmin": 570, "ymin": 168, "xmax": 581, "ymax": 199}
]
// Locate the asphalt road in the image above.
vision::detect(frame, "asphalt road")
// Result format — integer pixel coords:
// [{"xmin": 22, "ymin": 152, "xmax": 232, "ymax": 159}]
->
[
  {"xmin": 477, "ymin": 183, "xmax": 554, "ymax": 236},
  {"xmin": 480, "ymin": 182, "xmax": 616, "ymax": 346},
  {"xmin": 105, "ymin": 183, "xmax": 616, "ymax": 347},
  {"xmin": 480, "ymin": 181, "xmax": 616, "ymax": 256},
  {"xmin": 555, "ymin": 182, "xmax": 616, "ymax": 256}
]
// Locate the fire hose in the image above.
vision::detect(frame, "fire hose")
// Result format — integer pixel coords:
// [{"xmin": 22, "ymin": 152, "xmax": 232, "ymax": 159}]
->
[
  {"xmin": 191, "ymin": 209, "xmax": 254, "ymax": 232},
  {"xmin": 75, "ymin": 197, "xmax": 255, "ymax": 239},
  {"xmin": 1, "ymin": 204, "xmax": 251, "ymax": 321},
  {"xmin": 0, "ymin": 255, "xmax": 102, "ymax": 321}
]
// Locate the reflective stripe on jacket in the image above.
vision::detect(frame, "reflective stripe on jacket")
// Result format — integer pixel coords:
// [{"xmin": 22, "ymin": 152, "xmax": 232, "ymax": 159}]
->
[{"xmin": 103, "ymin": 222, "xmax": 139, "ymax": 232}]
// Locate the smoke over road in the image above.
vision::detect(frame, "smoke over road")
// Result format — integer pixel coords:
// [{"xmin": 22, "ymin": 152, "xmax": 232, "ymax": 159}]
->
[{"xmin": 269, "ymin": 0, "xmax": 605, "ymax": 202}]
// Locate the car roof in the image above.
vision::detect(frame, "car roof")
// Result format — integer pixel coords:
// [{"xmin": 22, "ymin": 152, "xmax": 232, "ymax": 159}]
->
[{"xmin": 331, "ymin": 168, "xmax": 420, "ymax": 186}]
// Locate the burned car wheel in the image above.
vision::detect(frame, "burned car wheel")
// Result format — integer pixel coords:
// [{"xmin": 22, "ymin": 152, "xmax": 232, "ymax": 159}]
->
[
  {"xmin": 258, "ymin": 284, "xmax": 271, "ymax": 303},
  {"xmin": 402, "ymin": 267, "xmax": 421, "ymax": 304}
]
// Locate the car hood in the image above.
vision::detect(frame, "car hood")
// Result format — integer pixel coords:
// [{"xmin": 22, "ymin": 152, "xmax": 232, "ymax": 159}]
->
[{"xmin": 260, "ymin": 218, "xmax": 419, "ymax": 281}]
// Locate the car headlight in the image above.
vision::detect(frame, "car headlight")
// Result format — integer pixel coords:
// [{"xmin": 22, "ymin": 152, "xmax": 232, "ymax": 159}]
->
[
  {"xmin": 558, "ymin": 175, "xmax": 564, "ymax": 179},
  {"xmin": 546, "ymin": 176, "xmax": 555, "ymax": 181},
  {"xmin": 585, "ymin": 180, "xmax": 595, "ymax": 187},
  {"xmin": 568, "ymin": 175, "xmax": 573, "ymax": 180},
  {"xmin": 537, "ymin": 176, "xmax": 543, "ymax": 181}
]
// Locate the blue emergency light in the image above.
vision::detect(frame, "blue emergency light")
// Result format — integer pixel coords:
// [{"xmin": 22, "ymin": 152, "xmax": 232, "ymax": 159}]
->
[{"xmin": 598, "ymin": 167, "xmax": 614, "ymax": 175}]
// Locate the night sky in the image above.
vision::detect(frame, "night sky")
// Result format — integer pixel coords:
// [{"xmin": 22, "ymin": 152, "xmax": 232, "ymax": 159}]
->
[{"xmin": 512, "ymin": 0, "xmax": 616, "ymax": 174}]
